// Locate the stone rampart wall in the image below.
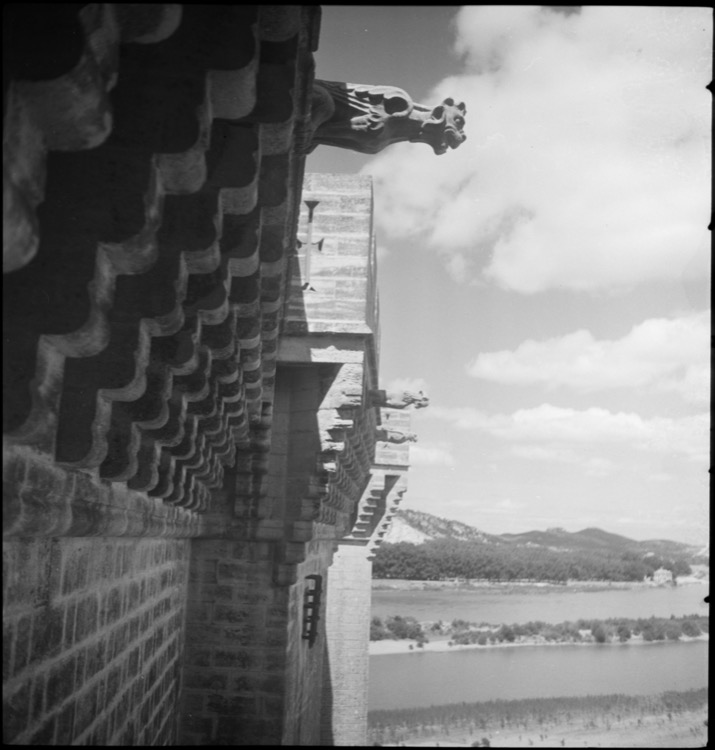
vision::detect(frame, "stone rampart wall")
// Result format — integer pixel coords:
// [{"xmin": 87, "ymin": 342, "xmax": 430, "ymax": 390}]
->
[
  {"xmin": 282, "ymin": 548, "xmax": 335, "ymax": 745},
  {"xmin": 320, "ymin": 544, "xmax": 372, "ymax": 745},
  {"xmin": 180, "ymin": 541, "xmax": 286, "ymax": 745},
  {"xmin": 4, "ymin": 536, "xmax": 189, "ymax": 744},
  {"xmin": 3, "ymin": 5, "xmax": 326, "ymax": 746},
  {"xmin": 285, "ymin": 173, "xmax": 377, "ymax": 336},
  {"xmin": 2, "ymin": 6, "xmax": 415, "ymax": 744},
  {"xmin": 179, "ymin": 537, "xmax": 335, "ymax": 745}
]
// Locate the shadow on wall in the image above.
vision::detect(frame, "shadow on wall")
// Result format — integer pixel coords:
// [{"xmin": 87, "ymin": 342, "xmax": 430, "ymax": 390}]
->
[{"xmin": 283, "ymin": 217, "xmax": 311, "ymax": 335}]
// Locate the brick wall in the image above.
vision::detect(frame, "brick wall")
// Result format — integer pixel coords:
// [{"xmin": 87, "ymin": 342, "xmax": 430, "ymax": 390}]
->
[
  {"xmin": 179, "ymin": 540, "xmax": 287, "ymax": 745},
  {"xmin": 3, "ymin": 536, "xmax": 189, "ymax": 744},
  {"xmin": 179, "ymin": 360, "xmax": 337, "ymax": 745}
]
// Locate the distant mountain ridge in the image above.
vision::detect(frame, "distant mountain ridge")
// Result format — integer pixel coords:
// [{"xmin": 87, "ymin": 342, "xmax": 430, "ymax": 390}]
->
[
  {"xmin": 385, "ymin": 510, "xmax": 504, "ymax": 546},
  {"xmin": 384, "ymin": 509, "xmax": 702, "ymax": 560}
]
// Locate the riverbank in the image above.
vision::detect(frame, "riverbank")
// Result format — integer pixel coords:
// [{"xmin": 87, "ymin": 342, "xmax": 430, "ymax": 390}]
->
[
  {"xmin": 378, "ymin": 707, "xmax": 708, "ymax": 747},
  {"xmin": 372, "ymin": 576, "xmax": 709, "ymax": 593},
  {"xmin": 369, "ymin": 632, "xmax": 709, "ymax": 656},
  {"xmin": 369, "ymin": 690, "xmax": 709, "ymax": 748}
]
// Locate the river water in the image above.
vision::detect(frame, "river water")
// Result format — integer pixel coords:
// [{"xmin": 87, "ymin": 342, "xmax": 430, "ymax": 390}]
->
[
  {"xmin": 369, "ymin": 640, "xmax": 708, "ymax": 710},
  {"xmin": 369, "ymin": 583, "xmax": 709, "ymax": 711},
  {"xmin": 371, "ymin": 582, "xmax": 709, "ymax": 624}
]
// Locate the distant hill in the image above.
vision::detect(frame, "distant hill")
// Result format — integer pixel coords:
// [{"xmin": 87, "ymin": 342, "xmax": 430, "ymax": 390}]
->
[
  {"xmin": 383, "ymin": 516, "xmax": 433, "ymax": 545},
  {"xmin": 384, "ymin": 509, "xmax": 702, "ymax": 560},
  {"xmin": 384, "ymin": 509, "xmax": 506, "ymax": 546}
]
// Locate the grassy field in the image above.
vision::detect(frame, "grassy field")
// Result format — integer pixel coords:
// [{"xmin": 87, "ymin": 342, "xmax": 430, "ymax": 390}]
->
[{"xmin": 368, "ymin": 689, "xmax": 708, "ymax": 747}]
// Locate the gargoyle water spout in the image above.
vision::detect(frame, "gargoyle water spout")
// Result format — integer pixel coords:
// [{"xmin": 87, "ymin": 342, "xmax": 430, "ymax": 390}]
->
[
  {"xmin": 375, "ymin": 428, "xmax": 418, "ymax": 444},
  {"xmin": 368, "ymin": 389, "xmax": 430, "ymax": 410},
  {"xmin": 307, "ymin": 81, "xmax": 466, "ymax": 155}
]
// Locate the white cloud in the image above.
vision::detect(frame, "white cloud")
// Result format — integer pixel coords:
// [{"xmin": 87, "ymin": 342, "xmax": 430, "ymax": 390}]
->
[
  {"xmin": 494, "ymin": 498, "xmax": 526, "ymax": 511},
  {"xmin": 429, "ymin": 403, "xmax": 709, "ymax": 462},
  {"xmin": 511, "ymin": 444, "xmax": 573, "ymax": 462},
  {"xmin": 648, "ymin": 472, "xmax": 674, "ymax": 482},
  {"xmin": 511, "ymin": 444, "xmax": 615, "ymax": 476},
  {"xmin": 409, "ymin": 442, "xmax": 456, "ymax": 467},
  {"xmin": 654, "ymin": 362, "xmax": 711, "ymax": 406},
  {"xmin": 615, "ymin": 513, "xmax": 708, "ymax": 542},
  {"xmin": 467, "ymin": 310, "xmax": 710, "ymax": 403},
  {"xmin": 375, "ymin": 239, "xmax": 391, "ymax": 261},
  {"xmin": 363, "ymin": 6, "xmax": 711, "ymax": 293}
]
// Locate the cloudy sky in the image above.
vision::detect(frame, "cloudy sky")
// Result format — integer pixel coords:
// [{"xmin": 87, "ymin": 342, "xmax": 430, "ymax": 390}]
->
[{"xmin": 306, "ymin": 6, "xmax": 711, "ymax": 546}]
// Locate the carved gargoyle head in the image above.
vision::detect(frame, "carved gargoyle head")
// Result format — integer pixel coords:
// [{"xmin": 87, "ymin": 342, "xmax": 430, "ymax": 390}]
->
[
  {"xmin": 376, "ymin": 428, "xmax": 418, "ymax": 444},
  {"xmin": 421, "ymin": 98, "xmax": 467, "ymax": 155},
  {"xmin": 407, "ymin": 390, "xmax": 430, "ymax": 409},
  {"xmin": 307, "ymin": 82, "xmax": 467, "ymax": 156}
]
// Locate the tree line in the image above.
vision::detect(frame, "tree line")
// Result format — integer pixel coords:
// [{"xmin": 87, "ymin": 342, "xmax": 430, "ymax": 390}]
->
[
  {"xmin": 372, "ymin": 538, "xmax": 692, "ymax": 583},
  {"xmin": 370, "ymin": 613, "xmax": 708, "ymax": 645},
  {"xmin": 443, "ymin": 614, "xmax": 708, "ymax": 646}
]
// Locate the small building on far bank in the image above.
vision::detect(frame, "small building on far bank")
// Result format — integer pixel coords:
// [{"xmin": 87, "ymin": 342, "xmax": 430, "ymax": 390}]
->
[{"xmin": 651, "ymin": 567, "xmax": 674, "ymax": 585}]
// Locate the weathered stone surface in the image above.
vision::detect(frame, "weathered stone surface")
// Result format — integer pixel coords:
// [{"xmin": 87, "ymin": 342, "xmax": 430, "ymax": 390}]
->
[
  {"xmin": 3, "ymin": 3, "xmax": 318, "ymax": 514},
  {"xmin": 3, "ymin": 6, "xmax": 421, "ymax": 747},
  {"xmin": 308, "ymin": 81, "xmax": 467, "ymax": 155},
  {"xmin": 285, "ymin": 174, "xmax": 377, "ymax": 335},
  {"xmin": 3, "ymin": 536, "xmax": 190, "ymax": 744},
  {"xmin": 368, "ymin": 388, "xmax": 430, "ymax": 410},
  {"xmin": 321, "ymin": 544, "xmax": 372, "ymax": 745}
]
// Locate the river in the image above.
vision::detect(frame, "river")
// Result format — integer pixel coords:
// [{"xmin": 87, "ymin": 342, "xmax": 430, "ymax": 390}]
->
[
  {"xmin": 369, "ymin": 640, "xmax": 708, "ymax": 710},
  {"xmin": 369, "ymin": 582, "xmax": 709, "ymax": 711},
  {"xmin": 371, "ymin": 582, "xmax": 708, "ymax": 624}
]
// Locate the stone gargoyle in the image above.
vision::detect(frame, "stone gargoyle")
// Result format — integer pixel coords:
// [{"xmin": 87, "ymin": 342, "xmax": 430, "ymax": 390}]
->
[
  {"xmin": 307, "ymin": 80, "xmax": 466, "ymax": 155},
  {"xmin": 375, "ymin": 428, "xmax": 418, "ymax": 444},
  {"xmin": 368, "ymin": 389, "xmax": 430, "ymax": 410}
]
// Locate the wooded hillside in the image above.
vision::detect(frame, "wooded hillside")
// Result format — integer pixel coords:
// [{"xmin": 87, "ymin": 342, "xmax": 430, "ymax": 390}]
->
[{"xmin": 372, "ymin": 537, "xmax": 693, "ymax": 582}]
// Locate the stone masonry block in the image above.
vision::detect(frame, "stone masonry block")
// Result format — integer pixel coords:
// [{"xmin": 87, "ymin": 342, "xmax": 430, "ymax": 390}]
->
[
  {"xmin": 213, "ymin": 649, "xmax": 255, "ymax": 670},
  {"xmin": 183, "ymin": 668, "xmax": 229, "ymax": 691},
  {"xmin": 46, "ymin": 654, "xmax": 76, "ymax": 712},
  {"xmin": 30, "ymin": 672, "xmax": 45, "ymax": 723},
  {"xmin": 29, "ymin": 605, "xmax": 64, "ymax": 665},
  {"xmin": 28, "ymin": 715, "xmax": 56, "ymax": 744},
  {"xmin": 55, "ymin": 700, "xmax": 76, "ymax": 745},
  {"xmin": 218, "ymin": 626, "xmax": 252, "ymax": 647},
  {"xmin": 13, "ymin": 615, "xmax": 32, "ymax": 674},
  {"xmin": 4, "ymin": 681, "xmax": 30, "ymax": 742},
  {"xmin": 215, "ymin": 561, "xmax": 243, "ymax": 580},
  {"xmin": 75, "ymin": 594, "xmax": 99, "ymax": 641},
  {"xmin": 84, "ymin": 638, "xmax": 106, "ymax": 681},
  {"xmin": 73, "ymin": 684, "xmax": 98, "ymax": 738},
  {"xmin": 61, "ymin": 546, "xmax": 90, "ymax": 596},
  {"xmin": 212, "ymin": 604, "xmax": 250, "ymax": 624}
]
